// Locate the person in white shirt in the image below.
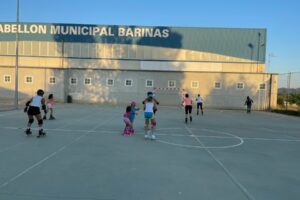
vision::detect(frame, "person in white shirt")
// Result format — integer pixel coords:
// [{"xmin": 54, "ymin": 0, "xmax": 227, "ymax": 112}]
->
[
  {"xmin": 24, "ymin": 89, "xmax": 47, "ymax": 137},
  {"xmin": 142, "ymin": 91, "xmax": 159, "ymax": 128},
  {"xmin": 195, "ymin": 94, "xmax": 204, "ymax": 116},
  {"xmin": 143, "ymin": 92, "xmax": 158, "ymax": 140}
]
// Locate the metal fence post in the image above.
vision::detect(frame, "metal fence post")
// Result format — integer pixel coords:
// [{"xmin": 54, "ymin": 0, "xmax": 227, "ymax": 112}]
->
[{"xmin": 286, "ymin": 72, "xmax": 291, "ymax": 110}]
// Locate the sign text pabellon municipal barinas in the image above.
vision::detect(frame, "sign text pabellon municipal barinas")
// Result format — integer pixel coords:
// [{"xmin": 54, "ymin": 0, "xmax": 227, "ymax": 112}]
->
[{"xmin": 0, "ymin": 24, "xmax": 170, "ymax": 38}]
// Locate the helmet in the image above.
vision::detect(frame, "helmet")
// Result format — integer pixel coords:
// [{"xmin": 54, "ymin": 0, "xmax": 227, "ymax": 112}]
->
[
  {"xmin": 131, "ymin": 101, "xmax": 136, "ymax": 106},
  {"xmin": 37, "ymin": 89, "xmax": 44, "ymax": 96},
  {"xmin": 147, "ymin": 91, "xmax": 153, "ymax": 97}
]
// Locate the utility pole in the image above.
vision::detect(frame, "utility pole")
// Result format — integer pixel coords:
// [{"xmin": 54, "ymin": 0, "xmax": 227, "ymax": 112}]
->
[
  {"xmin": 267, "ymin": 53, "xmax": 276, "ymax": 73},
  {"xmin": 256, "ymin": 32, "xmax": 261, "ymax": 73},
  {"xmin": 14, "ymin": 0, "xmax": 20, "ymax": 109}
]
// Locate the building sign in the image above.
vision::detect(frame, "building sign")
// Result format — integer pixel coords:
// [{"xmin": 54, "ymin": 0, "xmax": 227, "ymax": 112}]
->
[
  {"xmin": 0, "ymin": 23, "xmax": 169, "ymax": 38},
  {"xmin": 0, "ymin": 22, "xmax": 267, "ymax": 62}
]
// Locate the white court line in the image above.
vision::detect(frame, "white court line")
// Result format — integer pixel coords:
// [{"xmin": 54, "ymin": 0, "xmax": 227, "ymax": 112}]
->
[
  {"xmin": 157, "ymin": 127, "xmax": 244, "ymax": 149},
  {"xmin": 0, "ymin": 111, "xmax": 115, "ymax": 189},
  {"xmin": 157, "ymin": 136, "xmax": 243, "ymax": 149},
  {"xmin": 156, "ymin": 127, "xmax": 183, "ymax": 130},
  {"xmin": 49, "ymin": 107, "xmax": 105, "ymax": 131},
  {"xmin": 242, "ymin": 137, "xmax": 300, "ymax": 142},
  {"xmin": 261, "ymin": 127, "xmax": 299, "ymax": 139},
  {"xmin": 259, "ymin": 127, "xmax": 283, "ymax": 133},
  {"xmin": 0, "ymin": 111, "xmax": 20, "ymax": 117},
  {"xmin": 184, "ymin": 125, "xmax": 255, "ymax": 200},
  {"xmin": 0, "ymin": 107, "xmax": 107, "ymax": 156},
  {"xmin": 0, "ymin": 145, "xmax": 67, "ymax": 189},
  {"xmin": 157, "ymin": 140, "xmax": 204, "ymax": 149},
  {"xmin": 258, "ymin": 127, "xmax": 299, "ymax": 139},
  {"xmin": 202, "ymin": 128, "xmax": 300, "ymax": 142},
  {"xmin": 0, "ymin": 142, "xmax": 26, "ymax": 153},
  {"xmin": 1, "ymin": 126, "xmax": 120, "ymax": 135},
  {"xmin": 2, "ymin": 126, "xmax": 300, "ymax": 143}
]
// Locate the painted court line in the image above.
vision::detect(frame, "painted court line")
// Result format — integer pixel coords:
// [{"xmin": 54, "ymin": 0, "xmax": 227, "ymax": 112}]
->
[
  {"xmin": 0, "ymin": 145, "xmax": 67, "ymax": 189},
  {"xmin": 0, "ymin": 111, "xmax": 20, "ymax": 117},
  {"xmin": 157, "ymin": 130, "xmax": 244, "ymax": 149},
  {"xmin": 2, "ymin": 126, "xmax": 300, "ymax": 143},
  {"xmin": 1, "ymin": 126, "xmax": 120, "ymax": 134},
  {"xmin": 0, "ymin": 114, "xmax": 115, "ymax": 189},
  {"xmin": 258, "ymin": 127, "xmax": 299, "ymax": 139},
  {"xmin": 50, "ymin": 108, "xmax": 105, "ymax": 131},
  {"xmin": 242, "ymin": 137, "xmax": 300, "ymax": 142},
  {"xmin": 184, "ymin": 125, "xmax": 255, "ymax": 200},
  {"xmin": 202, "ymin": 128, "xmax": 300, "ymax": 142},
  {"xmin": 0, "ymin": 142, "xmax": 26, "ymax": 153}
]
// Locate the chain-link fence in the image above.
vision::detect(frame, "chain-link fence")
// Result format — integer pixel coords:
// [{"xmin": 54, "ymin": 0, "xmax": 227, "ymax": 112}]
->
[{"xmin": 278, "ymin": 72, "xmax": 300, "ymax": 111}]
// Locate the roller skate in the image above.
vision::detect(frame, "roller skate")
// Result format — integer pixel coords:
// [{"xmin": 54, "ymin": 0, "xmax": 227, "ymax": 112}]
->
[
  {"xmin": 37, "ymin": 129, "xmax": 46, "ymax": 138},
  {"xmin": 25, "ymin": 128, "xmax": 32, "ymax": 135},
  {"xmin": 150, "ymin": 129, "xmax": 156, "ymax": 140},
  {"xmin": 144, "ymin": 126, "xmax": 150, "ymax": 139},
  {"xmin": 150, "ymin": 124, "xmax": 156, "ymax": 140}
]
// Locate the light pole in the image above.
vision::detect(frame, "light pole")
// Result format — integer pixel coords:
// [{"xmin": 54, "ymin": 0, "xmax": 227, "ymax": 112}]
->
[
  {"xmin": 248, "ymin": 43, "xmax": 254, "ymax": 71},
  {"xmin": 256, "ymin": 32, "xmax": 261, "ymax": 72},
  {"xmin": 14, "ymin": 0, "xmax": 20, "ymax": 109},
  {"xmin": 267, "ymin": 53, "xmax": 276, "ymax": 73}
]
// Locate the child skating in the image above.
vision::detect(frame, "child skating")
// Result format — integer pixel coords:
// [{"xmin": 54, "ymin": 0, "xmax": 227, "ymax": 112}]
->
[
  {"xmin": 143, "ymin": 93, "xmax": 156, "ymax": 140},
  {"xmin": 195, "ymin": 94, "xmax": 204, "ymax": 116},
  {"xmin": 43, "ymin": 94, "xmax": 55, "ymax": 120},
  {"xmin": 123, "ymin": 105, "xmax": 134, "ymax": 136},
  {"xmin": 24, "ymin": 89, "xmax": 47, "ymax": 138},
  {"xmin": 245, "ymin": 96, "xmax": 254, "ymax": 113},
  {"xmin": 182, "ymin": 93, "xmax": 193, "ymax": 123},
  {"xmin": 129, "ymin": 101, "xmax": 139, "ymax": 132},
  {"xmin": 142, "ymin": 91, "xmax": 159, "ymax": 127}
]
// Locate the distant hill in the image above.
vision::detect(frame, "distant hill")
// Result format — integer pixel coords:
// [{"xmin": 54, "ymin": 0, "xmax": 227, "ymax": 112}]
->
[{"xmin": 278, "ymin": 88, "xmax": 300, "ymax": 95}]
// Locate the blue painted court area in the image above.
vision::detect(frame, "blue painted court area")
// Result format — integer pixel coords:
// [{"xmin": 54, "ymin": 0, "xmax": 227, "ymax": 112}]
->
[{"xmin": 0, "ymin": 104, "xmax": 300, "ymax": 200}]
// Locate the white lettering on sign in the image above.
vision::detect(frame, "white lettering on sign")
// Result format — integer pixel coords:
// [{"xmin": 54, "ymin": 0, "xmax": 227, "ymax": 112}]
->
[
  {"xmin": 117, "ymin": 27, "xmax": 169, "ymax": 38},
  {"xmin": 0, "ymin": 23, "xmax": 170, "ymax": 38},
  {"xmin": 0, "ymin": 24, "xmax": 47, "ymax": 34}
]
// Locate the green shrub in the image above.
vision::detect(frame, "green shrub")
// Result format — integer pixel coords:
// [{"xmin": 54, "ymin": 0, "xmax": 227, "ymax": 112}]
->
[
  {"xmin": 277, "ymin": 95, "xmax": 284, "ymax": 106},
  {"xmin": 288, "ymin": 93, "xmax": 300, "ymax": 105}
]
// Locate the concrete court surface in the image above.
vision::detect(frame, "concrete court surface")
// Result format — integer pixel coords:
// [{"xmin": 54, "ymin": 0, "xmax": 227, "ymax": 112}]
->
[{"xmin": 0, "ymin": 104, "xmax": 300, "ymax": 200}]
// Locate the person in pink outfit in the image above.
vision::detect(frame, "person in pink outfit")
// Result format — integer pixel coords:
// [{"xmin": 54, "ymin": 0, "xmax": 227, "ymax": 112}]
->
[
  {"xmin": 129, "ymin": 101, "xmax": 139, "ymax": 132},
  {"xmin": 123, "ymin": 105, "xmax": 134, "ymax": 136},
  {"xmin": 182, "ymin": 93, "xmax": 193, "ymax": 123},
  {"xmin": 43, "ymin": 94, "xmax": 55, "ymax": 120}
]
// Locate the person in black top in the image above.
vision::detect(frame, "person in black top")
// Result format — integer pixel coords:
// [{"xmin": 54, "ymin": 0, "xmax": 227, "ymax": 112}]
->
[{"xmin": 245, "ymin": 96, "xmax": 254, "ymax": 113}]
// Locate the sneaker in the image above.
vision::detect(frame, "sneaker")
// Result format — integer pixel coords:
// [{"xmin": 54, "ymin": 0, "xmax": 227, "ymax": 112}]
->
[
  {"xmin": 43, "ymin": 115, "xmax": 47, "ymax": 120},
  {"xmin": 144, "ymin": 134, "xmax": 149, "ymax": 139},
  {"xmin": 151, "ymin": 135, "xmax": 156, "ymax": 140},
  {"xmin": 49, "ymin": 116, "xmax": 55, "ymax": 120},
  {"xmin": 185, "ymin": 118, "xmax": 188, "ymax": 123}
]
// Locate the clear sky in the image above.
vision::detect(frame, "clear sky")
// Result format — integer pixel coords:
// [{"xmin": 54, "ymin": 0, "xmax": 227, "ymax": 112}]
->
[{"xmin": 1, "ymin": 0, "xmax": 299, "ymax": 74}]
